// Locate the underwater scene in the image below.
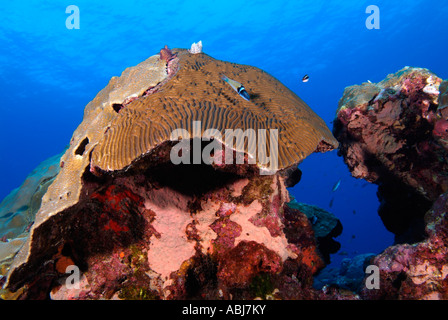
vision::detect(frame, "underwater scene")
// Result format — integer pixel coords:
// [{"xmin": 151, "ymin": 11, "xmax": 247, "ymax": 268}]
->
[{"xmin": 1, "ymin": 0, "xmax": 448, "ymax": 302}]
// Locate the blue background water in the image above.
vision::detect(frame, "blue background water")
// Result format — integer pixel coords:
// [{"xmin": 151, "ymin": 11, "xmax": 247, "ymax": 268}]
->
[{"xmin": 1, "ymin": 0, "xmax": 447, "ymax": 268}]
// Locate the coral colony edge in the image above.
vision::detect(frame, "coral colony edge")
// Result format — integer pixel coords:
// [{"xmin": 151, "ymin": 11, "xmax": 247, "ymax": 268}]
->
[{"xmin": 0, "ymin": 43, "xmax": 447, "ymax": 300}]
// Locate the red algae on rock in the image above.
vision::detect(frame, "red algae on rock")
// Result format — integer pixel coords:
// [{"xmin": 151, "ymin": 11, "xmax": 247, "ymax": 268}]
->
[
  {"xmin": 217, "ymin": 241, "xmax": 283, "ymax": 288},
  {"xmin": 360, "ymin": 192, "xmax": 448, "ymax": 300},
  {"xmin": 334, "ymin": 67, "xmax": 448, "ymax": 243},
  {"xmin": 5, "ymin": 157, "xmax": 339, "ymax": 300},
  {"xmin": 334, "ymin": 67, "xmax": 447, "ymax": 201},
  {"xmin": 335, "ymin": 67, "xmax": 448, "ymax": 300}
]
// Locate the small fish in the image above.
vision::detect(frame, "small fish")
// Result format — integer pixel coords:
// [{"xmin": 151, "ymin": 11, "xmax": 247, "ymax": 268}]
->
[
  {"xmin": 310, "ymin": 215, "xmax": 318, "ymax": 225},
  {"xmin": 329, "ymin": 197, "xmax": 334, "ymax": 208},
  {"xmin": 221, "ymin": 74, "xmax": 250, "ymax": 101},
  {"xmin": 367, "ymin": 80, "xmax": 372, "ymax": 83},
  {"xmin": 332, "ymin": 179, "xmax": 342, "ymax": 192},
  {"xmin": 302, "ymin": 74, "xmax": 309, "ymax": 82},
  {"xmin": 352, "ymin": 210, "xmax": 356, "ymax": 215}
]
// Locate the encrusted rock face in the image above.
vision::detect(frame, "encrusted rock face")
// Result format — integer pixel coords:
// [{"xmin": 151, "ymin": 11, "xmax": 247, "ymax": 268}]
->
[
  {"xmin": 333, "ymin": 67, "xmax": 448, "ymax": 241},
  {"xmin": 286, "ymin": 200, "xmax": 342, "ymax": 264},
  {"xmin": 7, "ymin": 162, "xmax": 327, "ymax": 299},
  {"xmin": 360, "ymin": 192, "xmax": 448, "ymax": 300},
  {"xmin": 334, "ymin": 67, "xmax": 448, "ymax": 300},
  {"xmin": 2, "ymin": 47, "xmax": 338, "ymax": 299},
  {"xmin": 438, "ymin": 80, "xmax": 448, "ymax": 117},
  {"xmin": 334, "ymin": 67, "xmax": 447, "ymax": 200}
]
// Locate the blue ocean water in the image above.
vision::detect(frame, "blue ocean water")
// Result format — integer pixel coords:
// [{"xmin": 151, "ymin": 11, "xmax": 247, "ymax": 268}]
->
[{"xmin": 0, "ymin": 0, "xmax": 447, "ymax": 268}]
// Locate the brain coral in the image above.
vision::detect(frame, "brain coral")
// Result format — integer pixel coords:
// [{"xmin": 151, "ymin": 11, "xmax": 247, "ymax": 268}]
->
[
  {"xmin": 91, "ymin": 48, "xmax": 338, "ymax": 173},
  {"xmin": 5, "ymin": 46, "xmax": 337, "ymax": 291}
]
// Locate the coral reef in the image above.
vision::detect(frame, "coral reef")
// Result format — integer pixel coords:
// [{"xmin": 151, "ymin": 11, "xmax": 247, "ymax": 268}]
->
[
  {"xmin": 334, "ymin": 67, "xmax": 447, "ymax": 201},
  {"xmin": 286, "ymin": 199, "xmax": 342, "ymax": 264},
  {"xmin": 2, "ymin": 46, "xmax": 338, "ymax": 299},
  {"xmin": 360, "ymin": 192, "xmax": 448, "ymax": 300},
  {"xmin": 0, "ymin": 152, "xmax": 63, "ymax": 291},
  {"xmin": 3, "ymin": 51, "xmax": 173, "ymax": 292},
  {"xmin": 5, "ymin": 55, "xmax": 448, "ymax": 300},
  {"xmin": 334, "ymin": 67, "xmax": 448, "ymax": 299},
  {"xmin": 313, "ymin": 253, "xmax": 375, "ymax": 293},
  {"xmin": 91, "ymin": 48, "xmax": 338, "ymax": 173},
  {"xmin": 0, "ymin": 152, "xmax": 62, "ymax": 240},
  {"xmin": 9, "ymin": 164, "xmax": 328, "ymax": 300},
  {"xmin": 334, "ymin": 67, "xmax": 448, "ymax": 242},
  {"xmin": 439, "ymin": 80, "xmax": 448, "ymax": 114}
]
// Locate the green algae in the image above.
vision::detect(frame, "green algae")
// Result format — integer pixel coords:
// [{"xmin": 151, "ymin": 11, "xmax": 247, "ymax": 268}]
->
[
  {"xmin": 118, "ymin": 286, "xmax": 158, "ymax": 300},
  {"xmin": 249, "ymin": 273, "xmax": 274, "ymax": 299}
]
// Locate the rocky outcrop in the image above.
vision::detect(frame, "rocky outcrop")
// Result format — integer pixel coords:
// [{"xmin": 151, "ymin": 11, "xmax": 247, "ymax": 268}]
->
[
  {"xmin": 334, "ymin": 67, "xmax": 448, "ymax": 300},
  {"xmin": 1, "ymin": 46, "xmax": 338, "ymax": 299},
  {"xmin": 360, "ymin": 192, "xmax": 448, "ymax": 300},
  {"xmin": 334, "ymin": 67, "xmax": 448, "ymax": 242},
  {"xmin": 286, "ymin": 199, "xmax": 342, "ymax": 264}
]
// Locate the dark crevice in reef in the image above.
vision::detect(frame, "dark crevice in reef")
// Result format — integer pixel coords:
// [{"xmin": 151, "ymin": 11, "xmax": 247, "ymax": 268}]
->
[
  {"xmin": 377, "ymin": 179, "xmax": 432, "ymax": 245},
  {"xmin": 125, "ymin": 138, "xmax": 258, "ymax": 197},
  {"xmin": 280, "ymin": 166, "xmax": 302, "ymax": 188},
  {"xmin": 112, "ymin": 103, "xmax": 123, "ymax": 113},
  {"xmin": 75, "ymin": 137, "xmax": 89, "ymax": 156},
  {"xmin": 144, "ymin": 162, "xmax": 241, "ymax": 198},
  {"xmin": 184, "ymin": 253, "xmax": 218, "ymax": 299},
  {"xmin": 334, "ymin": 117, "xmax": 433, "ymax": 245},
  {"xmin": 316, "ymin": 221, "xmax": 343, "ymax": 265}
]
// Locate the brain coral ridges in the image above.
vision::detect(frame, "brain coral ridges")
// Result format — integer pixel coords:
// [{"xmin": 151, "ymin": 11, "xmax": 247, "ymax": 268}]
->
[{"xmin": 91, "ymin": 48, "xmax": 337, "ymax": 174}]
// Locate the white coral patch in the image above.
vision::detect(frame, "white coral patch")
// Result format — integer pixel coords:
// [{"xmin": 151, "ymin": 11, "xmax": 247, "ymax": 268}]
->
[
  {"xmin": 188, "ymin": 40, "xmax": 203, "ymax": 54},
  {"xmin": 423, "ymin": 76, "xmax": 440, "ymax": 96}
]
